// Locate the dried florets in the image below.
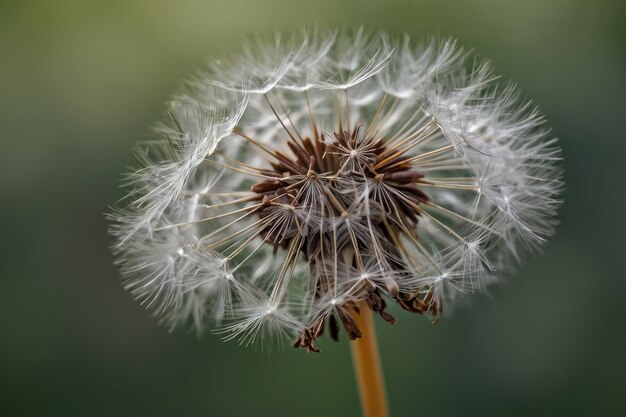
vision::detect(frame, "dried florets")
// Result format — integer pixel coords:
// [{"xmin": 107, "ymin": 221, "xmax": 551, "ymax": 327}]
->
[{"xmin": 110, "ymin": 29, "xmax": 562, "ymax": 350}]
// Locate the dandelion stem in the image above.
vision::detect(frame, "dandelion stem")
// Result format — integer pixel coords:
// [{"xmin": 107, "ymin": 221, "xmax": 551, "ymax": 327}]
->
[{"xmin": 350, "ymin": 301, "xmax": 390, "ymax": 417}]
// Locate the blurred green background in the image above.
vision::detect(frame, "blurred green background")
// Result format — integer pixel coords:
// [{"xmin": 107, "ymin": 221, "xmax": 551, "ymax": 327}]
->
[{"xmin": 1, "ymin": 1, "xmax": 625, "ymax": 416}]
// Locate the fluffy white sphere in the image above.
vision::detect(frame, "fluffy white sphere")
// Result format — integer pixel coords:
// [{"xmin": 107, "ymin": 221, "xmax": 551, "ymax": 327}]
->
[{"xmin": 110, "ymin": 29, "xmax": 562, "ymax": 350}]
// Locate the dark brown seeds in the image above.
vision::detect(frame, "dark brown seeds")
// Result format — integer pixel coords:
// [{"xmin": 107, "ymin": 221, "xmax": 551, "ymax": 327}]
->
[{"xmin": 247, "ymin": 125, "xmax": 440, "ymax": 351}]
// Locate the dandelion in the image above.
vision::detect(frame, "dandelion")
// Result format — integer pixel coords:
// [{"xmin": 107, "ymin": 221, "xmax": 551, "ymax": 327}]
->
[{"xmin": 109, "ymin": 28, "xmax": 562, "ymax": 417}]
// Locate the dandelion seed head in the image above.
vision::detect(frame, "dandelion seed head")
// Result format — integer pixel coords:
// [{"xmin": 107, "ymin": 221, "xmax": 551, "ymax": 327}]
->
[{"xmin": 110, "ymin": 28, "xmax": 562, "ymax": 351}]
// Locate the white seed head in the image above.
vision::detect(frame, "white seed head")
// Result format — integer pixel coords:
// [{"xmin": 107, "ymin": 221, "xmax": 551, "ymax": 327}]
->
[{"xmin": 109, "ymin": 28, "xmax": 563, "ymax": 351}]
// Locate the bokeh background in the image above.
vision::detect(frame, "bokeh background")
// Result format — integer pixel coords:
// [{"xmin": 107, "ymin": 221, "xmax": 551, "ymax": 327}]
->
[{"xmin": 2, "ymin": 1, "xmax": 625, "ymax": 416}]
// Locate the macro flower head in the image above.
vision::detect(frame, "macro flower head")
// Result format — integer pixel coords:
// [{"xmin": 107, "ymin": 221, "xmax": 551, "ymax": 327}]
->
[{"xmin": 110, "ymin": 28, "xmax": 562, "ymax": 351}]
